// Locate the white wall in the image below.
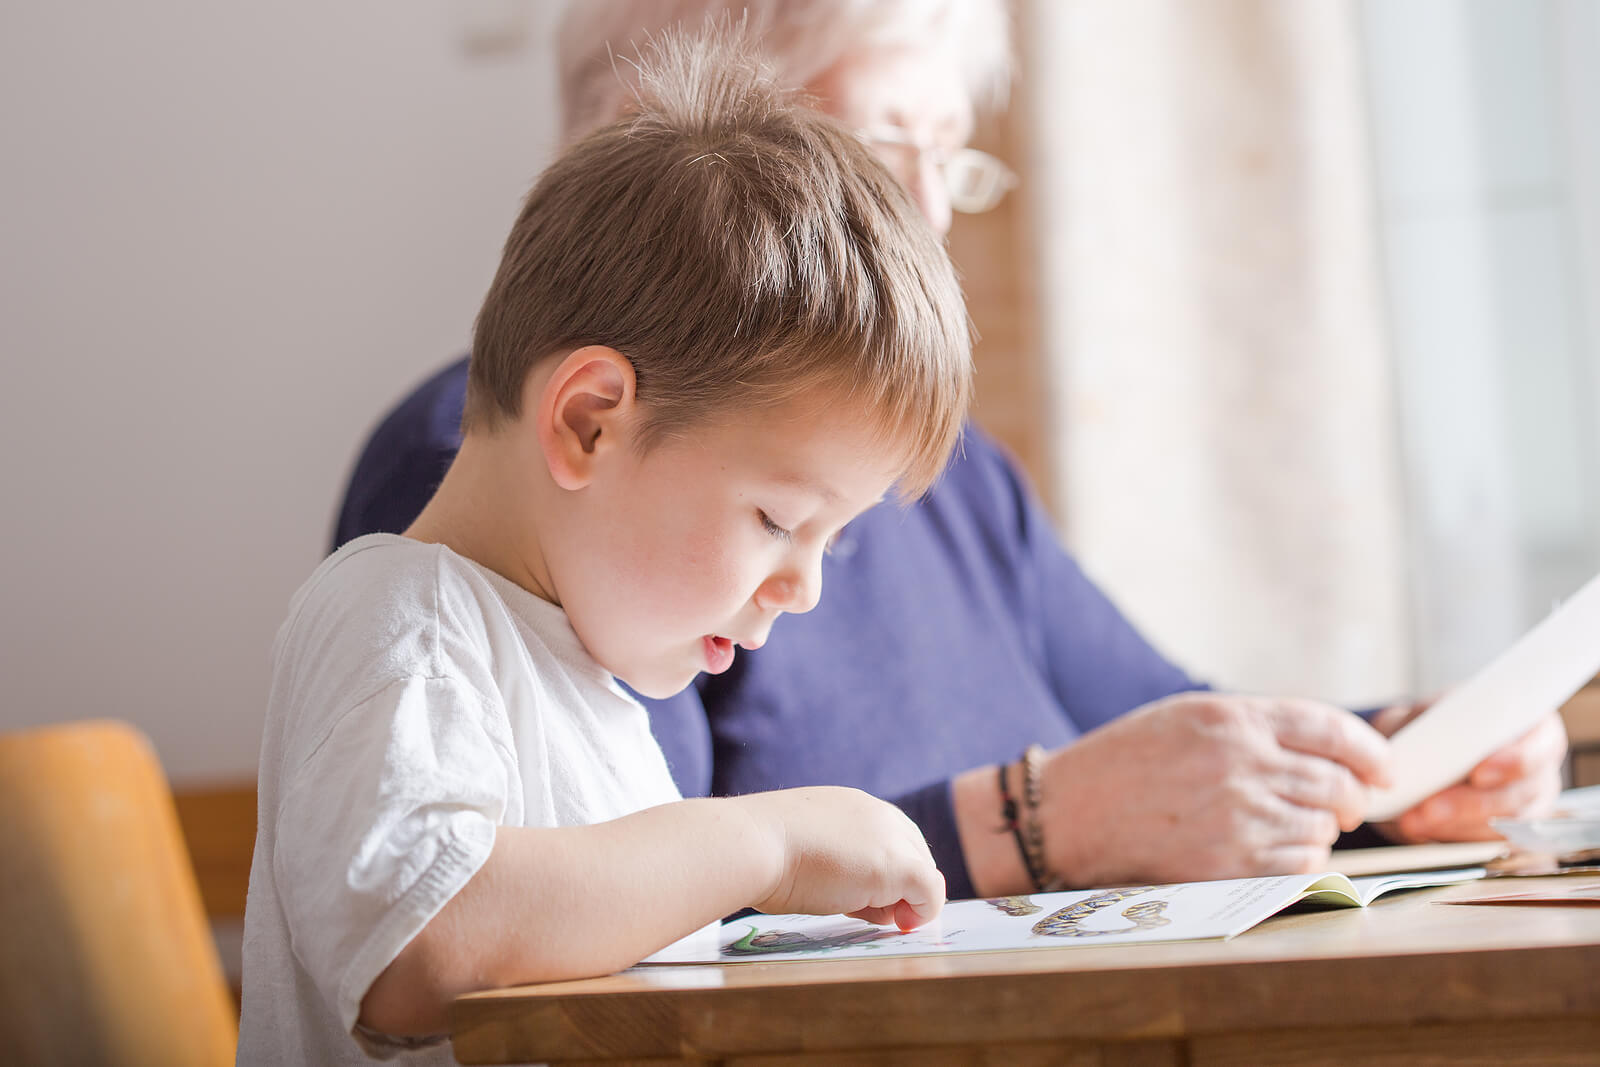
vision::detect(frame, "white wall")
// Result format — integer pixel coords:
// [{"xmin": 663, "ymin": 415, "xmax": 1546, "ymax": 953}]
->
[
  {"xmin": 1362, "ymin": 0, "xmax": 1600, "ymax": 692},
  {"xmin": 0, "ymin": 1, "xmax": 562, "ymax": 784}
]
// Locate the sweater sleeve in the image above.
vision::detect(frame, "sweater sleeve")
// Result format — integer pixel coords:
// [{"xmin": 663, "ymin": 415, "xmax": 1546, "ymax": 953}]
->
[
  {"xmin": 332, "ymin": 357, "xmax": 470, "ymax": 550},
  {"xmin": 891, "ymin": 780, "xmax": 976, "ymax": 900},
  {"xmin": 888, "ymin": 430, "xmax": 1204, "ymax": 899},
  {"xmin": 887, "ymin": 432, "xmax": 1202, "ymax": 897},
  {"xmin": 966, "ymin": 430, "xmax": 1205, "ymax": 728},
  {"xmin": 635, "ymin": 684, "xmax": 715, "ymax": 800}
]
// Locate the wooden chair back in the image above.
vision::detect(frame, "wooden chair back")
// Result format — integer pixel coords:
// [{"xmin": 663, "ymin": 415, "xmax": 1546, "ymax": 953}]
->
[{"xmin": 0, "ymin": 719, "xmax": 238, "ymax": 1066}]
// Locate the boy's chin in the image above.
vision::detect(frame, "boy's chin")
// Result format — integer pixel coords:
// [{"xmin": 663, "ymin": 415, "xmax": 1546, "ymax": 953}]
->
[{"xmin": 615, "ymin": 666, "xmax": 697, "ymax": 702}]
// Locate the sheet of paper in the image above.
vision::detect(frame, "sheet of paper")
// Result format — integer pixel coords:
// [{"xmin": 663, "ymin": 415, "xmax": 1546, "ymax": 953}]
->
[
  {"xmin": 1365, "ymin": 571, "xmax": 1600, "ymax": 822},
  {"xmin": 1439, "ymin": 882, "xmax": 1600, "ymax": 907},
  {"xmin": 1329, "ymin": 841, "xmax": 1508, "ymax": 878}
]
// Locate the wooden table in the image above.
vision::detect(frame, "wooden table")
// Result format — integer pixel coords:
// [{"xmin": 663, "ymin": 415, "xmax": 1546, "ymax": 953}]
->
[{"xmin": 451, "ymin": 874, "xmax": 1600, "ymax": 1065}]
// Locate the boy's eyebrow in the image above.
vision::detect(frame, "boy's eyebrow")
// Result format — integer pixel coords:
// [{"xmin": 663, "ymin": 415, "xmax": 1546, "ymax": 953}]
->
[
  {"xmin": 768, "ymin": 473, "xmax": 886, "ymax": 512},
  {"xmin": 769, "ymin": 472, "xmax": 842, "ymax": 504}
]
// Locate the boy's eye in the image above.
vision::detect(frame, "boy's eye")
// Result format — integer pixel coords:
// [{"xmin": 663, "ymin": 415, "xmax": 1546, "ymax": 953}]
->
[{"xmin": 758, "ymin": 511, "xmax": 793, "ymax": 542}]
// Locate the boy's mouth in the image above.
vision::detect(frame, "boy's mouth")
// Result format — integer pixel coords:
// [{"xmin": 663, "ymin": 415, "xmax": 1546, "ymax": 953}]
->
[{"xmin": 703, "ymin": 635, "xmax": 736, "ymax": 674}]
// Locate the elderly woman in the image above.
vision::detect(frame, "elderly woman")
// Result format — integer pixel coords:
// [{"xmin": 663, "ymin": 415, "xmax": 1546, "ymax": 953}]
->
[{"xmin": 335, "ymin": 0, "xmax": 1565, "ymax": 898}]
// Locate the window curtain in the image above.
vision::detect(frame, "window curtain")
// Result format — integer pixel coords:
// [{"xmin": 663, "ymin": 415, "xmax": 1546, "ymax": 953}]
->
[{"xmin": 1015, "ymin": 0, "xmax": 1411, "ymax": 705}]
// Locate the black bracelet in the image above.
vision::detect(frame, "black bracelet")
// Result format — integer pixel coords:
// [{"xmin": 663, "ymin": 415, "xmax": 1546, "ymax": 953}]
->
[{"xmin": 997, "ymin": 760, "xmax": 1046, "ymax": 891}]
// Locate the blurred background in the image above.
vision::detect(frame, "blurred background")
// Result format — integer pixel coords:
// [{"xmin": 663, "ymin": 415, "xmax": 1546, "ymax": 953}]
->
[{"xmin": 2, "ymin": 0, "xmax": 1597, "ymax": 793}]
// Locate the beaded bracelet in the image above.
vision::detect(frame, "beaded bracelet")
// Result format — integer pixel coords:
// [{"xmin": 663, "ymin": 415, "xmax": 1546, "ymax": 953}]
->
[{"xmin": 1018, "ymin": 743, "xmax": 1062, "ymax": 891}]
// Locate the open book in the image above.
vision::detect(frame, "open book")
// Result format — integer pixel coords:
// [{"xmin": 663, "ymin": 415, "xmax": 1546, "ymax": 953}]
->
[{"xmin": 641, "ymin": 868, "xmax": 1485, "ymax": 965}]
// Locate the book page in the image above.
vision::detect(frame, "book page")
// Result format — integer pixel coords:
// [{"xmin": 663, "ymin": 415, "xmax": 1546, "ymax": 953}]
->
[
  {"xmin": 1206, "ymin": 869, "xmax": 1483, "ymax": 910},
  {"xmin": 1365, "ymin": 571, "xmax": 1600, "ymax": 822},
  {"xmin": 641, "ymin": 878, "xmax": 1319, "ymax": 965},
  {"xmin": 1347, "ymin": 868, "xmax": 1485, "ymax": 906},
  {"xmin": 640, "ymin": 870, "xmax": 1484, "ymax": 972},
  {"xmin": 638, "ymin": 870, "xmax": 1479, "ymax": 966}
]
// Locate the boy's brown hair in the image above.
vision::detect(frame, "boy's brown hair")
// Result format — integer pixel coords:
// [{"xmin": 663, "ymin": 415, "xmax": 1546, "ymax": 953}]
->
[{"xmin": 465, "ymin": 22, "xmax": 972, "ymax": 495}]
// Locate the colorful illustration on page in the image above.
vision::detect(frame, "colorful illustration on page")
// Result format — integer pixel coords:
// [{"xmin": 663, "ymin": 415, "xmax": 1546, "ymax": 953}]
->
[
  {"xmin": 1032, "ymin": 886, "xmax": 1172, "ymax": 938},
  {"xmin": 986, "ymin": 895, "xmax": 1042, "ymax": 917},
  {"xmin": 722, "ymin": 925, "xmax": 903, "ymax": 956}
]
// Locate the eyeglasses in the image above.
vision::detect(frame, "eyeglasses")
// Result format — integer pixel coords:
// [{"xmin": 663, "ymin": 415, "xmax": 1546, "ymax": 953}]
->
[{"xmin": 856, "ymin": 124, "xmax": 1019, "ymax": 214}]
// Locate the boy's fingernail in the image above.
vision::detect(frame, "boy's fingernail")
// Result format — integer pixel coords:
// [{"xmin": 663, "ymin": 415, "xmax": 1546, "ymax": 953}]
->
[{"xmin": 1426, "ymin": 797, "xmax": 1455, "ymax": 822}]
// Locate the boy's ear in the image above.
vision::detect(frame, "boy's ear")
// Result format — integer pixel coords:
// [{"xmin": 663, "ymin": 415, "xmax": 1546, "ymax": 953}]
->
[{"xmin": 534, "ymin": 346, "xmax": 638, "ymax": 491}]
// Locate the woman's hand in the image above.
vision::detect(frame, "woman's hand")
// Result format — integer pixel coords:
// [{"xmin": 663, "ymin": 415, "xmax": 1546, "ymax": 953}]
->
[
  {"xmin": 1372, "ymin": 698, "xmax": 1567, "ymax": 843},
  {"xmin": 955, "ymin": 692, "xmax": 1394, "ymax": 895}
]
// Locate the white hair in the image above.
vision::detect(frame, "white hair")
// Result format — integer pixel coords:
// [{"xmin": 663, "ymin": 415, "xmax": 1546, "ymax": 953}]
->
[{"xmin": 557, "ymin": 0, "xmax": 1013, "ymax": 142}]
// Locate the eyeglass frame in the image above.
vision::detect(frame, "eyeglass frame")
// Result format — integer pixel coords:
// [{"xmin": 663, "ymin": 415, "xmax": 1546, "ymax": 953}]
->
[{"xmin": 855, "ymin": 124, "xmax": 1019, "ymax": 215}]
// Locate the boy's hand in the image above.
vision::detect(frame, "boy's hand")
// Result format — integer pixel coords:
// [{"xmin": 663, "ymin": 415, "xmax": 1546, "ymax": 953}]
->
[{"xmin": 734, "ymin": 787, "xmax": 945, "ymax": 930}]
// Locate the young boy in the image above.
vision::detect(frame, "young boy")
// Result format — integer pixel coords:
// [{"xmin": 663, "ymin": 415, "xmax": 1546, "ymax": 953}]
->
[{"xmin": 238, "ymin": 27, "xmax": 972, "ymax": 1065}]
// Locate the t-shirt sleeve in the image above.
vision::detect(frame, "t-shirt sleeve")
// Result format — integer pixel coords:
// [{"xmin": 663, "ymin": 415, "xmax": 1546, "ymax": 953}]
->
[{"xmin": 273, "ymin": 672, "xmax": 515, "ymax": 1039}]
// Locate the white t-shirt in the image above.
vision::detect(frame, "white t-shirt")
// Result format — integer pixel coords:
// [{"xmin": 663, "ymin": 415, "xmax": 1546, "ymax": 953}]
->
[{"xmin": 238, "ymin": 534, "xmax": 683, "ymax": 1065}]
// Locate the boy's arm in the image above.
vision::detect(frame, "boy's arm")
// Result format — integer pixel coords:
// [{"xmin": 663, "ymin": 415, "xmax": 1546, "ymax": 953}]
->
[{"xmin": 359, "ymin": 788, "xmax": 944, "ymax": 1036}]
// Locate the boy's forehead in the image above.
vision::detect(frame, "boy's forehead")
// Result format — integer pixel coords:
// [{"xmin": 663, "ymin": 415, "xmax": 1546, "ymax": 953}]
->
[{"xmin": 682, "ymin": 399, "xmax": 906, "ymax": 500}]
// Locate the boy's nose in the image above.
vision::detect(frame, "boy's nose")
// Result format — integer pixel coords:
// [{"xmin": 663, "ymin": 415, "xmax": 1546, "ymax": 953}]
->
[{"xmin": 755, "ymin": 558, "xmax": 823, "ymax": 616}]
